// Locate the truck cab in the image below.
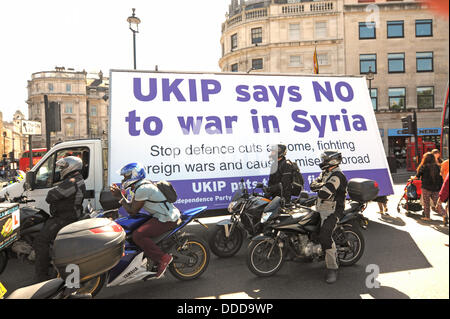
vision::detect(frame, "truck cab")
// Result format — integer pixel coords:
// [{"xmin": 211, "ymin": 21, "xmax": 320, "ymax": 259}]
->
[{"xmin": 0, "ymin": 139, "xmax": 107, "ymax": 213}]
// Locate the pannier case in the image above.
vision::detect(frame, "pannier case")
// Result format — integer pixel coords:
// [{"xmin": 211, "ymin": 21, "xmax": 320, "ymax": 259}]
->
[
  {"xmin": 347, "ymin": 178, "xmax": 379, "ymax": 202},
  {"xmin": 52, "ymin": 218, "xmax": 125, "ymax": 282}
]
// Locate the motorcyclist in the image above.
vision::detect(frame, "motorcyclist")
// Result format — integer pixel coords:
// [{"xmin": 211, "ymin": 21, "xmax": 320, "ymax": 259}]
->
[
  {"xmin": 265, "ymin": 144, "xmax": 302, "ymax": 204},
  {"xmin": 309, "ymin": 150, "xmax": 347, "ymax": 284},
  {"xmin": 110, "ymin": 163, "xmax": 181, "ymax": 279},
  {"xmin": 34, "ymin": 156, "xmax": 86, "ymax": 282}
]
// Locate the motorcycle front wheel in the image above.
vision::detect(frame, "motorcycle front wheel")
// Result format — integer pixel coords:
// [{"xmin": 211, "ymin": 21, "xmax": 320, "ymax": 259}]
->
[
  {"xmin": 246, "ymin": 238, "xmax": 284, "ymax": 277},
  {"xmin": 169, "ymin": 235, "xmax": 210, "ymax": 281},
  {"xmin": 208, "ymin": 224, "xmax": 245, "ymax": 258}
]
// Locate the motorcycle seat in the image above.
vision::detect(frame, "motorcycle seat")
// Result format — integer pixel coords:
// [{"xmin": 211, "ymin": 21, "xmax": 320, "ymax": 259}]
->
[
  {"xmin": 7, "ymin": 278, "xmax": 65, "ymax": 299},
  {"xmin": 343, "ymin": 202, "xmax": 361, "ymax": 215}
]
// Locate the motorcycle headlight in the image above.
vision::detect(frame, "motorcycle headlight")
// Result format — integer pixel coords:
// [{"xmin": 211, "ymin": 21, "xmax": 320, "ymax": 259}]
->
[
  {"xmin": 261, "ymin": 211, "xmax": 273, "ymax": 223},
  {"xmin": 228, "ymin": 201, "xmax": 238, "ymax": 213}
]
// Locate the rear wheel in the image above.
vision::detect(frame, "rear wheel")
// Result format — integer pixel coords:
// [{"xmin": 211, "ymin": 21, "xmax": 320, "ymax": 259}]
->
[
  {"xmin": 334, "ymin": 225, "xmax": 365, "ymax": 266},
  {"xmin": 208, "ymin": 224, "xmax": 244, "ymax": 258},
  {"xmin": 169, "ymin": 235, "xmax": 210, "ymax": 281},
  {"xmin": 246, "ymin": 238, "xmax": 284, "ymax": 277},
  {"xmin": 76, "ymin": 273, "xmax": 107, "ymax": 298}
]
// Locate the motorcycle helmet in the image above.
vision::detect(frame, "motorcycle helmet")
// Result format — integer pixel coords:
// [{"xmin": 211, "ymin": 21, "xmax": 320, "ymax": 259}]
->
[
  {"xmin": 56, "ymin": 156, "xmax": 83, "ymax": 179},
  {"xmin": 119, "ymin": 162, "xmax": 146, "ymax": 189},
  {"xmin": 269, "ymin": 144, "xmax": 287, "ymax": 160},
  {"xmin": 319, "ymin": 150, "xmax": 342, "ymax": 170}
]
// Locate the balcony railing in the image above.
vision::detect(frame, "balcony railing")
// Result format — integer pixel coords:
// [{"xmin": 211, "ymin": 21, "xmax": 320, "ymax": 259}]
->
[{"xmin": 225, "ymin": 1, "xmax": 337, "ymax": 31}]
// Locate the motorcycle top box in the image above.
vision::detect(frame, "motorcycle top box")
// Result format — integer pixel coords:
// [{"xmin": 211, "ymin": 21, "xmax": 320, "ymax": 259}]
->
[
  {"xmin": 52, "ymin": 218, "xmax": 125, "ymax": 282},
  {"xmin": 347, "ymin": 178, "xmax": 379, "ymax": 202}
]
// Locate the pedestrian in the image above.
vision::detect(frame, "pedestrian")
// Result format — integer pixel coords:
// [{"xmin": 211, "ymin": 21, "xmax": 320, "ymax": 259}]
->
[
  {"xmin": 415, "ymin": 152, "xmax": 445, "ymax": 221},
  {"xmin": 374, "ymin": 195, "xmax": 389, "ymax": 216},
  {"xmin": 436, "ymin": 173, "xmax": 449, "ymax": 226}
]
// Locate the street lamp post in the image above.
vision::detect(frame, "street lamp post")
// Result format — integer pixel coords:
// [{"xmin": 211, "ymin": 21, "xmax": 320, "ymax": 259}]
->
[{"xmin": 127, "ymin": 8, "xmax": 141, "ymax": 70}]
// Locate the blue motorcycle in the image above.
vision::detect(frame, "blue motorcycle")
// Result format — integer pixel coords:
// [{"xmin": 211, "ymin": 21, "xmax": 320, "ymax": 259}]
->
[{"xmin": 85, "ymin": 206, "xmax": 210, "ymax": 297}]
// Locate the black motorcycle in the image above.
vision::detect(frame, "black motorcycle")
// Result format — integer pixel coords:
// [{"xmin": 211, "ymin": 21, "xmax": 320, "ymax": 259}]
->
[
  {"xmin": 246, "ymin": 194, "xmax": 368, "ymax": 277},
  {"xmin": 0, "ymin": 193, "xmax": 91, "ymax": 275},
  {"xmin": 208, "ymin": 180, "xmax": 316, "ymax": 258}
]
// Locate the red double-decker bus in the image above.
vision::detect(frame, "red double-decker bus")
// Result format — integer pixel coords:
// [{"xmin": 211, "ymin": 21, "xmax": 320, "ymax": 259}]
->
[{"xmin": 19, "ymin": 148, "xmax": 47, "ymax": 172}]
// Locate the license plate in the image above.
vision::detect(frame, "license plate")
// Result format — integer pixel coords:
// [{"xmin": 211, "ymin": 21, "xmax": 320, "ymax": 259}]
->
[{"xmin": 0, "ymin": 281, "xmax": 7, "ymax": 299}]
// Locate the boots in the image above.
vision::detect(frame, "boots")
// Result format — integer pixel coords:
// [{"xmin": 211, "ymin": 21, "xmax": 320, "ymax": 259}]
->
[{"xmin": 325, "ymin": 269, "xmax": 338, "ymax": 284}]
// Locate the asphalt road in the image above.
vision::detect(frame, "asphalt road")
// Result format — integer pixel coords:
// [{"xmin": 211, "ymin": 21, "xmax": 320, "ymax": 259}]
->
[{"xmin": 1, "ymin": 183, "xmax": 448, "ymax": 300}]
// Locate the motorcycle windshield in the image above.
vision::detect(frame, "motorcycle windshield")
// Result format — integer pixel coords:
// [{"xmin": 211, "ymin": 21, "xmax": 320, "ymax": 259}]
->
[{"xmin": 231, "ymin": 188, "xmax": 245, "ymax": 202}]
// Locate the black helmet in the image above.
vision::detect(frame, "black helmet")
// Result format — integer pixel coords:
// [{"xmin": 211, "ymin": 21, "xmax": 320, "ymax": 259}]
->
[
  {"xmin": 270, "ymin": 144, "xmax": 287, "ymax": 160},
  {"xmin": 319, "ymin": 150, "xmax": 342, "ymax": 170}
]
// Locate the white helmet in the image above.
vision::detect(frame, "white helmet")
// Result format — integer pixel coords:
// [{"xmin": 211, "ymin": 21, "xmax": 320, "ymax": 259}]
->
[{"xmin": 56, "ymin": 156, "xmax": 83, "ymax": 179}]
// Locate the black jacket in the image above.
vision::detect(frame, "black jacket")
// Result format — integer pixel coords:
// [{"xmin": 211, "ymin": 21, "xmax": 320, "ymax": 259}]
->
[
  {"xmin": 416, "ymin": 164, "xmax": 443, "ymax": 192},
  {"xmin": 267, "ymin": 157, "xmax": 294, "ymax": 202},
  {"xmin": 46, "ymin": 171, "xmax": 86, "ymax": 219}
]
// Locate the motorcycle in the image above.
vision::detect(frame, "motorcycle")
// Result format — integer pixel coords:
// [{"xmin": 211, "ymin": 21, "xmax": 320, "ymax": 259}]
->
[
  {"xmin": 0, "ymin": 192, "xmax": 91, "ymax": 275},
  {"xmin": 85, "ymin": 205, "xmax": 211, "ymax": 297},
  {"xmin": 208, "ymin": 179, "xmax": 316, "ymax": 258},
  {"xmin": 246, "ymin": 195, "xmax": 368, "ymax": 277}
]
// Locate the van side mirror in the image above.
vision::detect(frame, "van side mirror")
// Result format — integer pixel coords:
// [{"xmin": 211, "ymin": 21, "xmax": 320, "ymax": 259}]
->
[{"xmin": 25, "ymin": 171, "xmax": 36, "ymax": 191}]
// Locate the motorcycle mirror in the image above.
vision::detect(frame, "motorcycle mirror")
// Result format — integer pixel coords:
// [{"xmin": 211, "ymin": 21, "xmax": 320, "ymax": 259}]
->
[{"xmin": 255, "ymin": 182, "xmax": 264, "ymax": 189}]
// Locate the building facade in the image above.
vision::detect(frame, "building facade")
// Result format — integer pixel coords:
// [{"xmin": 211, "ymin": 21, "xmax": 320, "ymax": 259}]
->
[
  {"xmin": 26, "ymin": 67, "xmax": 109, "ymax": 149},
  {"xmin": 1, "ymin": 111, "xmax": 28, "ymax": 166},
  {"xmin": 219, "ymin": 0, "xmax": 449, "ymax": 166}
]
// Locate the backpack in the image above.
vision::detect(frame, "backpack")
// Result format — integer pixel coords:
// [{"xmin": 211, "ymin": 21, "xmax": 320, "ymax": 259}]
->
[
  {"xmin": 287, "ymin": 160, "xmax": 304, "ymax": 196},
  {"xmin": 135, "ymin": 180, "xmax": 178, "ymax": 210}
]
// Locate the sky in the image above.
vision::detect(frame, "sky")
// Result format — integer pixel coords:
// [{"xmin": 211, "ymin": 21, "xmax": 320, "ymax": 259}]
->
[{"xmin": 0, "ymin": 0, "xmax": 230, "ymax": 122}]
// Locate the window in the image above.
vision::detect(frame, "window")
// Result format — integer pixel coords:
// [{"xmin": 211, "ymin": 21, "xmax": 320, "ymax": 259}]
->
[
  {"xmin": 315, "ymin": 21, "xmax": 327, "ymax": 38},
  {"xmin": 64, "ymin": 103, "xmax": 73, "ymax": 114},
  {"xmin": 231, "ymin": 33, "xmax": 237, "ymax": 50},
  {"xmin": 65, "ymin": 121, "xmax": 75, "ymax": 136},
  {"xmin": 387, "ymin": 21, "xmax": 404, "ymax": 38},
  {"xmin": 370, "ymin": 88, "xmax": 378, "ymax": 111},
  {"xmin": 317, "ymin": 53, "xmax": 329, "ymax": 66},
  {"xmin": 389, "ymin": 88, "xmax": 406, "ymax": 110},
  {"xmin": 388, "ymin": 53, "xmax": 405, "ymax": 73},
  {"xmin": 231, "ymin": 63, "xmax": 238, "ymax": 72},
  {"xmin": 416, "ymin": 19, "xmax": 432, "ymax": 37},
  {"xmin": 289, "ymin": 55, "xmax": 302, "ymax": 67},
  {"xmin": 90, "ymin": 105, "xmax": 97, "ymax": 116},
  {"xmin": 251, "ymin": 27, "xmax": 262, "ymax": 44},
  {"xmin": 289, "ymin": 23, "xmax": 301, "ymax": 41},
  {"xmin": 417, "ymin": 87, "xmax": 434, "ymax": 109},
  {"xmin": 66, "ymin": 84, "xmax": 72, "ymax": 92},
  {"xmin": 360, "ymin": 54, "xmax": 376, "ymax": 74},
  {"xmin": 416, "ymin": 52, "xmax": 433, "ymax": 72},
  {"xmin": 35, "ymin": 146, "xmax": 90, "ymax": 188},
  {"xmin": 252, "ymin": 58, "xmax": 263, "ymax": 70},
  {"xmin": 359, "ymin": 22, "xmax": 376, "ymax": 39},
  {"xmin": 48, "ymin": 83, "xmax": 54, "ymax": 92}
]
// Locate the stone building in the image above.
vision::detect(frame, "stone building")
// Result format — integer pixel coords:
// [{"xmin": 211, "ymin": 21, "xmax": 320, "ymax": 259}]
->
[
  {"xmin": 26, "ymin": 67, "xmax": 109, "ymax": 149},
  {"xmin": 219, "ymin": 0, "xmax": 449, "ymax": 164}
]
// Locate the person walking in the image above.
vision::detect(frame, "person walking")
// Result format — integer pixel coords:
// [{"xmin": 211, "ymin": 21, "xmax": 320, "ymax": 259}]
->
[
  {"xmin": 415, "ymin": 152, "xmax": 445, "ymax": 221},
  {"xmin": 437, "ymin": 173, "xmax": 449, "ymax": 226}
]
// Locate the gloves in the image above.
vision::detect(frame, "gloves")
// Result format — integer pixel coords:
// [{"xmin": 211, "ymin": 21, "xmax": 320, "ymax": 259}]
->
[{"xmin": 310, "ymin": 182, "xmax": 324, "ymax": 192}]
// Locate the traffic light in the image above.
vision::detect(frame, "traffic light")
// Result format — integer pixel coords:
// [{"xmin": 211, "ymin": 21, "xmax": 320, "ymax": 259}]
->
[{"xmin": 401, "ymin": 115, "xmax": 414, "ymax": 134}]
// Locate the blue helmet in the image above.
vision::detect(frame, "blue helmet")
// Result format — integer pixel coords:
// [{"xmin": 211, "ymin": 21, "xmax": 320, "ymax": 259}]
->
[{"xmin": 119, "ymin": 163, "xmax": 146, "ymax": 189}]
